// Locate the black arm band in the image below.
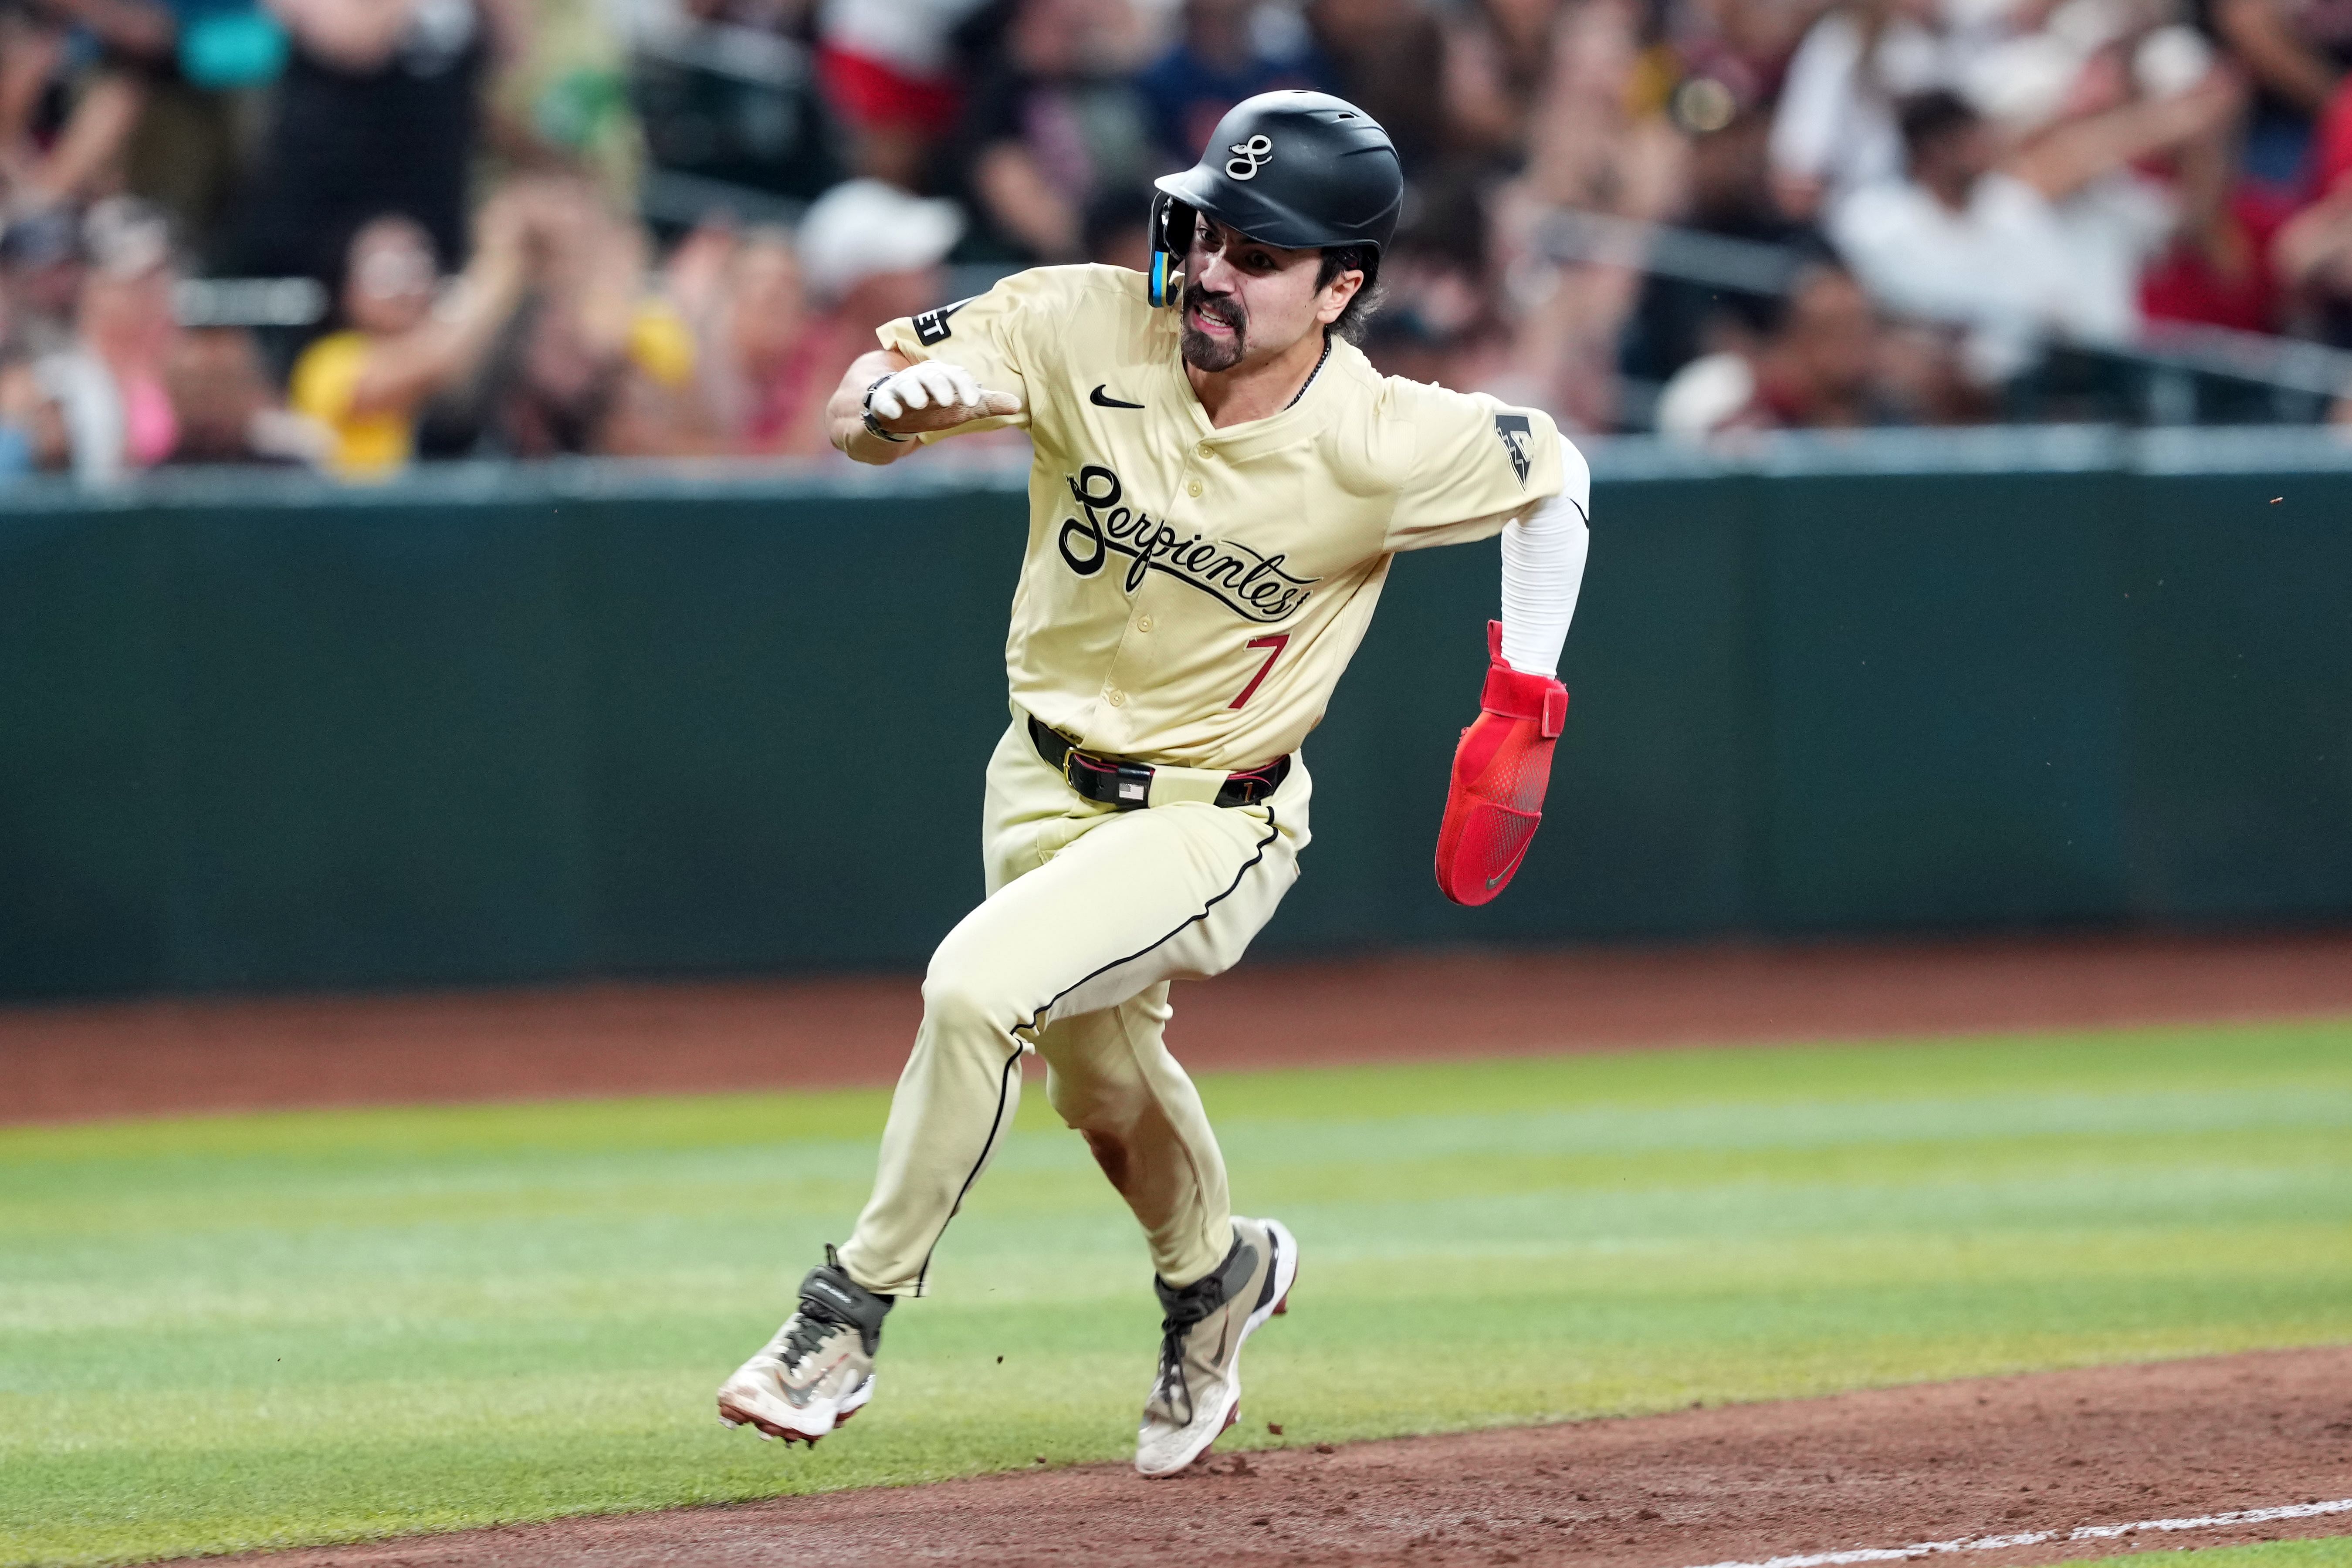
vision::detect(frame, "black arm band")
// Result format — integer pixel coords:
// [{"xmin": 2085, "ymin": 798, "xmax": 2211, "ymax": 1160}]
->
[{"xmin": 861, "ymin": 376, "xmax": 912, "ymax": 443}]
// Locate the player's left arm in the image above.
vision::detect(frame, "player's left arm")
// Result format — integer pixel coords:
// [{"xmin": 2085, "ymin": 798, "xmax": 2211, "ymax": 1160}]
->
[
  {"xmin": 1377, "ymin": 389, "xmax": 1590, "ymax": 906},
  {"xmin": 1494, "ymin": 436, "xmax": 1591, "ymax": 680},
  {"xmin": 1433, "ymin": 434, "xmax": 1590, "ymax": 905}
]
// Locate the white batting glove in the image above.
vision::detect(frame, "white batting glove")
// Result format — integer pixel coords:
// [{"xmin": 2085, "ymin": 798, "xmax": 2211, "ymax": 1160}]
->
[{"xmin": 867, "ymin": 362, "xmax": 1023, "ymax": 427}]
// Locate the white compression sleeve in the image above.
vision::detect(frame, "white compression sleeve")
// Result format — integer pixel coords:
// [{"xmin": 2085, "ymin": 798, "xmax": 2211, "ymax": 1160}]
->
[{"xmin": 1498, "ymin": 434, "xmax": 1591, "ymax": 678}]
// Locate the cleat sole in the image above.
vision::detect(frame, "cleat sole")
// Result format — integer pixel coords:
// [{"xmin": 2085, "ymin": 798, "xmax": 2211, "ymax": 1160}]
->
[{"xmin": 720, "ymin": 1399, "xmax": 829, "ymax": 1446}]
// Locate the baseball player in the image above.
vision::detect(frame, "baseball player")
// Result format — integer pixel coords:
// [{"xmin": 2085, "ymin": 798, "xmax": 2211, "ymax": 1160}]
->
[{"xmin": 718, "ymin": 90, "xmax": 1591, "ymax": 1477}]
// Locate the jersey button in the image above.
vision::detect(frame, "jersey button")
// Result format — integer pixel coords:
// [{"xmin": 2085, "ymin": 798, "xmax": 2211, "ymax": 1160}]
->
[
  {"xmin": 1106, "ymin": 687, "xmax": 1126, "ymax": 707},
  {"xmin": 1186, "ymin": 478, "xmax": 1203, "ymax": 498},
  {"xmin": 1195, "ymin": 442, "xmax": 1212, "ymax": 459},
  {"xmin": 1135, "ymin": 616, "xmax": 1153, "ymax": 632}
]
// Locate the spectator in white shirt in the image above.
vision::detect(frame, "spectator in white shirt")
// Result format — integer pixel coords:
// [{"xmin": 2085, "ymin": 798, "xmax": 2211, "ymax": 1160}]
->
[
  {"xmin": 1770, "ymin": 0, "xmax": 1963, "ymax": 220},
  {"xmin": 1828, "ymin": 80, "xmax": 2242, "ymax": 382}
]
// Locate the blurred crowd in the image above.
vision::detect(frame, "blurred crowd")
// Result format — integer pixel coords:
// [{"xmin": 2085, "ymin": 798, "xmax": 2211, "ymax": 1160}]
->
[{"xmin": 4, "ymin": 0, "xmax": 2352, "ymax": 478}]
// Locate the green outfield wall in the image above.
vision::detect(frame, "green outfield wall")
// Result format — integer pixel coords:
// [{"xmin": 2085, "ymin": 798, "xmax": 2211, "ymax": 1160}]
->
[{"xmin": 3, "ymin": 428, "xmax": 2349, "ymax": 999}]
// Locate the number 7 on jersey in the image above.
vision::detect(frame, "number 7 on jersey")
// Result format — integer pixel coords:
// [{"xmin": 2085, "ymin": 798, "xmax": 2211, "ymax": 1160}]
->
[{"xmin": 1229, "ymin": 633, "xmax": 1290, "ymax": 710}]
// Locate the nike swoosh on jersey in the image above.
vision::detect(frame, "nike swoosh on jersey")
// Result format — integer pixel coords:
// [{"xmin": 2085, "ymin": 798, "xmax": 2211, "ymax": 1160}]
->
[{"xmin": 1089, "ymin": 385, "xmax": 1145, "ymax": 409}]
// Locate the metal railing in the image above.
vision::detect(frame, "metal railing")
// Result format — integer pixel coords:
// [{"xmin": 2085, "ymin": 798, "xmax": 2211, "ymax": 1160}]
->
[{"xmin": 9, "ymin": 423, "xmax": 2352, "ymax": 510}]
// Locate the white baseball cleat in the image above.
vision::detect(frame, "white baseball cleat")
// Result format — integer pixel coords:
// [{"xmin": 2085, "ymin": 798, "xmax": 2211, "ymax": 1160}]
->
[
  {"xmin": 1136, "ymin": 1215, "xmax": 1298, "ymax": 1477},
  {"xmin": 717, "ymin": 1247, "xmax": 893, "ymax": 1447}
]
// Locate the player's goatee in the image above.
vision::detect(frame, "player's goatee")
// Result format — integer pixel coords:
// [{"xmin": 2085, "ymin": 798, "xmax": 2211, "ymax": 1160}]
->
[{"xmin": 1180, "ymin": 283, "xmax": 1247, "ymax": 372}]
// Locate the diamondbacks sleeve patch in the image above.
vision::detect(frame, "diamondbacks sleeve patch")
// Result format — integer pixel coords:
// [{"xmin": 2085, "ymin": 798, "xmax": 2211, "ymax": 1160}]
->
[{"xmin": 1493, "ymin": 412, "xmax": 1533, "ymax": 487}]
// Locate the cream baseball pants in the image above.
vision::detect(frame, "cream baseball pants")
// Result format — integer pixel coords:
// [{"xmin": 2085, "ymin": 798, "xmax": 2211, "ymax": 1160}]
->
[{"xmin": 835, "ymin": 714, "xmax": 1311, "ymax": 1297}]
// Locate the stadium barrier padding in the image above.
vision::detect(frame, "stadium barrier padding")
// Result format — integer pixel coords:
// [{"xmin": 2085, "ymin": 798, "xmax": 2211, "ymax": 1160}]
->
[{"xmin": 3, "ymin": 429, "xmax": 2349, "ymax": 998}]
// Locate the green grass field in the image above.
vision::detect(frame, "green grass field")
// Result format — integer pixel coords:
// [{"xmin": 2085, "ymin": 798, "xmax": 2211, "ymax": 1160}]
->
[
  {"xmin": 4, "ymin": 1017, "xmax": 2350, "ymax": 1567},
  {"xmin": 2091, "ymin": 1545, "xmax": 2352, "ymax": 1567}
]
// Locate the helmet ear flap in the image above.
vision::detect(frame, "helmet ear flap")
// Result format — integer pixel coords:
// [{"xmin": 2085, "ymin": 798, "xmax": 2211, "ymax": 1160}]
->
[{"xmin": 1147, "ymin": 193, "xmax": 1196, "ymax": 308}]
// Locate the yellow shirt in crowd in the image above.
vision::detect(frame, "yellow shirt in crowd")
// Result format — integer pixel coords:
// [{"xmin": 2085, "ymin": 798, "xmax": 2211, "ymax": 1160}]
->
[
  {"xmin": 291, "ymin": 304, "xmax": 695, "ymax": 481},
  {"xmin": 289, "ymin": 331, "xmax": 413, "ymax": 480}
]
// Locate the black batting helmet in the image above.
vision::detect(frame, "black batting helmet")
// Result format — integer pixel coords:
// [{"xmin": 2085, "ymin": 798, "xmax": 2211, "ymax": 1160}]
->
[{"xmin": 1147, "ymin": 91, "xmax": 1404, "ymax": 308}]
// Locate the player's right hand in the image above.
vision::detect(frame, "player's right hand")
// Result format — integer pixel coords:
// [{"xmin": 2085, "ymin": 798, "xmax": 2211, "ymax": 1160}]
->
[{"xmin": 868, "ymin": 363, "xmax": 1024, "ymax": 434}]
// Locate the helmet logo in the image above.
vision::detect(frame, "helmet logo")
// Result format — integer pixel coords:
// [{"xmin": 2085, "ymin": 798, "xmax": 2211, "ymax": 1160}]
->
[{"xmin": 1224, "ymin": 134, "xmax": 1274, "ymax": 180}]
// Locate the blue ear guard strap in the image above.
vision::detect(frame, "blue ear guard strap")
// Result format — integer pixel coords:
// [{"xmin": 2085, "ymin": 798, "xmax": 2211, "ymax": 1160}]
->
[{"xmin": 1147, "ymin": 193, "xmax": 1193, "ymax": 308}]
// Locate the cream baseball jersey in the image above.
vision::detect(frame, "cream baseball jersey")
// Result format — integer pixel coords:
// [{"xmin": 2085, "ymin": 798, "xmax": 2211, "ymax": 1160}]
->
[{"xmin": 877, "ymin": 264, "xmax": 1567, "ymax": 772}]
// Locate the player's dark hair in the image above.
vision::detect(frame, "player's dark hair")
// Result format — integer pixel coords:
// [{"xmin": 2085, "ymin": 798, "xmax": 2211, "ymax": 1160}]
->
[{"xmin": 1317, "ymin": 244, "xmax": 1384, "ymax": 344}]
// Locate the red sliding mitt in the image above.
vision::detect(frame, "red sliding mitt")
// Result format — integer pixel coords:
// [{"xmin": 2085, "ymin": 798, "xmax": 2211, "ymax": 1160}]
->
[{"xmin": 1435, "ymin": 621, "xmax": 1570, "ymax": 906}]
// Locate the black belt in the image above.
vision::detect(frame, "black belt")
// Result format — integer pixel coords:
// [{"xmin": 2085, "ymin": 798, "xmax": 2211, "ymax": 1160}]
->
[{"xmin": 1028, "ymin": 715, "xmax": 1289, "ymax": 811}]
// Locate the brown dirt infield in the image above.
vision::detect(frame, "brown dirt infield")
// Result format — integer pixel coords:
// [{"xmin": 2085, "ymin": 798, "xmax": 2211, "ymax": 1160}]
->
[
  {"xmin": 9, "ymin": 928, "xmax": 2352, "ymax": 1125},
  {"xmin": 189, "ymin": 1346, "xmax": 2352, "ymax": 1568}
]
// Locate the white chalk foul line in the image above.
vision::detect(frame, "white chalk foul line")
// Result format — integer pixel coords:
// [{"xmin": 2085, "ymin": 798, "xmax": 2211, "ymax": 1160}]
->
[{"xmin": 1681, "ymin": 1496, "xmax": 2352, "ymax": 1568}]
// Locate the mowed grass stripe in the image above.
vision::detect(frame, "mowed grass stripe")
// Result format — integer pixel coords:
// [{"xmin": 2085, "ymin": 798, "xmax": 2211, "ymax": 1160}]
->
[
  {"xmin": 2079, "ymin": 1542, "xmax": 2352, "ymax": 1567},
  {"xmin": 2, "ymin": 1018, "xmax": 2348, "ymax": 1566}
]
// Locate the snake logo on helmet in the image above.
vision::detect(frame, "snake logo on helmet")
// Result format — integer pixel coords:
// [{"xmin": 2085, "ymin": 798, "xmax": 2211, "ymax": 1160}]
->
[{"xmin": 1147, "ymin": 91, "xmax": 1404, "ymax": 309}]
